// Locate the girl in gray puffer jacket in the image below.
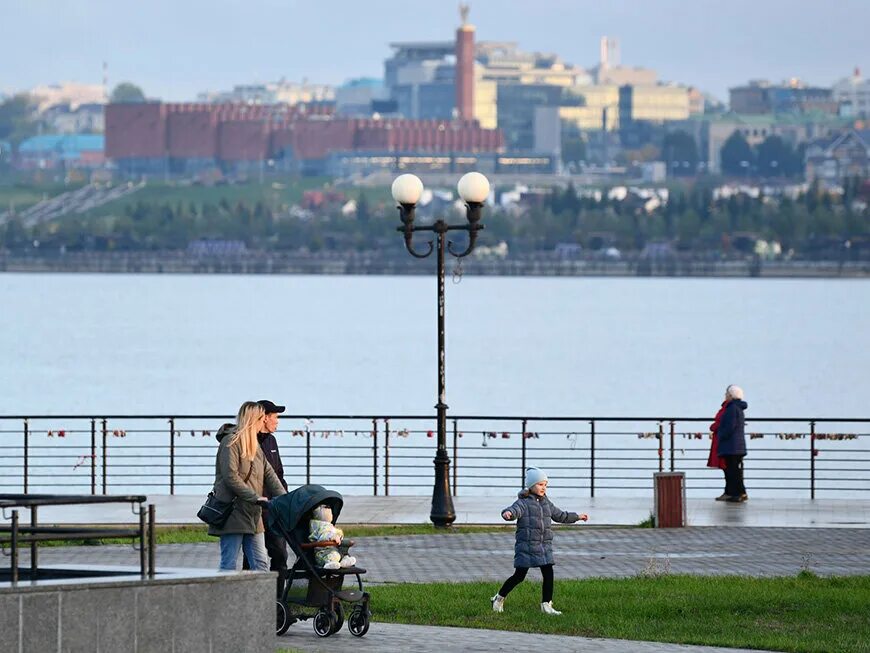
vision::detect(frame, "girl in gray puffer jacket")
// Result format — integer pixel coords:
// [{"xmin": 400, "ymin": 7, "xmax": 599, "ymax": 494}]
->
[{"xmin": 492, "ymin": 467, "xmax": 588, "ymax": 615}]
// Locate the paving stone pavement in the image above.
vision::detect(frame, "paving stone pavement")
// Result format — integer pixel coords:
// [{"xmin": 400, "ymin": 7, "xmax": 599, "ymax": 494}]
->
[
  {"xmin": 22, "ymin": 527, "xmax": 870, "ymax": 580},
  {"xmin": 273, "ymin": 622, "xmax": 781, "ymax": 653}
]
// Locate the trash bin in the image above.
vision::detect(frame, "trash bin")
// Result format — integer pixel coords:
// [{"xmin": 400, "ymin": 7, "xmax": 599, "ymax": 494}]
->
[{"xmin": 654, "ymin": 472, "xmax": 686, "ymax": 528}]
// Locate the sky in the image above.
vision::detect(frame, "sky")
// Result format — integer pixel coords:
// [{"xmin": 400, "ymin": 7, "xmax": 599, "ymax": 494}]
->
[{"xmin": 3, "ymin": 0, "xmax": 868, "ymax": 102}]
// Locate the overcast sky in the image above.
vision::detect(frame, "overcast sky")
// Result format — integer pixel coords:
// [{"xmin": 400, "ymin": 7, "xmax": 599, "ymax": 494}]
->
[{"xmin": 3, "ymin": 0, "xmax": 867, "ymax": 102}]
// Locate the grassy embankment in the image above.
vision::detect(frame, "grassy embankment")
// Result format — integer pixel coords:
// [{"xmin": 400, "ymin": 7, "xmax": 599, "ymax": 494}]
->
[
  {"xmin": 0, "ymin": 176, "xmax": 338, "ymax": 216},
  {"xmin": 369, "ymin": 574, "xmax": 870, "ymax": 653}
]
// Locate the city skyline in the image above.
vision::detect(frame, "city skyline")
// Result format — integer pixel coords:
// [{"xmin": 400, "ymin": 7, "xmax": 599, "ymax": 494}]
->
[{"xmin": 3, "ymin": 0, "xmax": 868, "ymax": 102}]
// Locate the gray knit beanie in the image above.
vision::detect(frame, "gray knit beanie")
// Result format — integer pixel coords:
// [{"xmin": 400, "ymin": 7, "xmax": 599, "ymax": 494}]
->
[{"xmin": 524, "ymin": 467, "xmax": 548, "ymax": 489}]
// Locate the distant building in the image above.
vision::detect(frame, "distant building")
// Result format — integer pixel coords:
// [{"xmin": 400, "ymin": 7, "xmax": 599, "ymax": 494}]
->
[
  {"xmin": 804, "ymin": 129, "xmax": 870, "ymax": 182},
  {"xmin": 591, "ymin": 37, "xmax": 657, "ymax": 86},
  {"xmin": 672, "ymin": 112, "xmax": 849, "ymax": 173},
  {"xmin": 557, "ymin": 85, "xmax": 621, "ymax": 133},
  {"xmin": 28, "ymin": 82, "xmax": 105, "ymax": 112},
  {"xmin": 104, "ymin": 102, "xmax": 503, "ymax": 177},
  {"xmin": 475, "ymin": 41, "xmax": 590, "ymax": 87},
  {"xmin": 197, "ymin": 81, "xmax": 335, "ymax": 106},
  {"xmin": 498, "ymin": 84, "xmax": 565, "ymax": 151},
  {"xmin": 335, "ymin": 78, "xmax": 390, "ymax": 117},
  {"xmin": 729, "ymin": 80, "xmax": 836, "ymax": 115},
  {"xmin": 619, "ymin": 85, "xmax": 690, "ymax": 124},
  {"xmin": 16, "ymin": 134, "xmax": 105, "ymax": 170},
  {"xmin": 41, "ymin": 103, "xmax": 105, "ymax": 133},
  {"xmin": 833, "ymin": 68, "xmax": 870, "ymax": 118},
  {"xmin": 384, "ymin": 40, "xmax": 456, "ymax": 122},
  {"xmin": 382, "ymin": 8, "xmax": 589, "ymax": 138}
]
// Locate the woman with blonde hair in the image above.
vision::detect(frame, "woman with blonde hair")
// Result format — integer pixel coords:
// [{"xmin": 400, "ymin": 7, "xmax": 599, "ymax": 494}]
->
[{"xmin": 209, "ymin": 401, "xmax": 287, "ymax": 570}]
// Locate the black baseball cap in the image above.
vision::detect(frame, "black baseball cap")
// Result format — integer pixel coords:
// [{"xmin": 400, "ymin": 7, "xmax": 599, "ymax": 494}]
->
[{"xmin": 258, "ymin": 399, "xmax": 286, "ymax": 414}]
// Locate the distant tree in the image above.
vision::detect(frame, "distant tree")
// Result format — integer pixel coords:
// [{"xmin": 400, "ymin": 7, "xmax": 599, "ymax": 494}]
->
[
  {"xmin": 755, "ymin": 135, "xmax": 799, "ymax": 178},
  {"xmin": 561, "ymin": 137, "xmax": 586, "ymax": 166},
  {"xmin": 356, "ymin": 192, "xmax": 370, "ymax": 223},
  {"xmin": 662, "ymin": 130, "xmax": 699, "ymax": 177},
  {"xmin": 0, "ymin": 94, "xmax": 38, "ymax": 146},
  {"xmin": 110, "ymin": 82, "xmax": 146, "ymax": 103},
  {"xmin": 720, "ymin": 131, "xmax": 754, "ymax": 177}
]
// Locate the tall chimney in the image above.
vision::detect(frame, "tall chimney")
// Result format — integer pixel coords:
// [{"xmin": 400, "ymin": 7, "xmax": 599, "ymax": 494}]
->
[{"xmin": 456, "ymin": 4, "xmax": 475, "ymax": 121}]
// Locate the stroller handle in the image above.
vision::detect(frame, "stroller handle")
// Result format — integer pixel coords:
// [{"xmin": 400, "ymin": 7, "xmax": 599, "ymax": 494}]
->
[{"xmin": 300, "ymin": 539, "xmax": 355, "ymax": 550}]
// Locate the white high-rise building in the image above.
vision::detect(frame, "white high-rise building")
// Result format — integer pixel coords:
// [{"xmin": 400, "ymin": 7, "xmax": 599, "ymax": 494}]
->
[{"xmin": 833, "ymin": 68, "xmax": 870, "ymax": 118}]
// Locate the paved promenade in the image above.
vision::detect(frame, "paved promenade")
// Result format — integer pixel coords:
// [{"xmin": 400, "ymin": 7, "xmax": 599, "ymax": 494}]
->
[
  {"xmin": 21, "ymin": 526, "xmax": 870, "ymax": 581},
  {"xmin": 11, "ymin": 496, "xmax": 870, "ymax": 652},
  {"xmin": 29, "ymin": 493, "xmax": 870, "ymax": 529}
]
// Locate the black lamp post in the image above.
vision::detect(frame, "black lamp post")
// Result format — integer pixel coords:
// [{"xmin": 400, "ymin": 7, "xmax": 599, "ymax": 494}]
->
[{"xmin": 391, "ymin": 172, "xmax": 490, "ymax": 527}]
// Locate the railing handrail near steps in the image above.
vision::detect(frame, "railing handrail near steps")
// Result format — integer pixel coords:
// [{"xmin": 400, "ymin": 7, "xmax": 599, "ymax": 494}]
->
[{"xmin": 0, "ymin": 414, "xmax": 867, "ymax": 500}]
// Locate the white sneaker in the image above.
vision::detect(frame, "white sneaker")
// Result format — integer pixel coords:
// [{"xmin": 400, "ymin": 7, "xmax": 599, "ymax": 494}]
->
[
  {"xmin": 491, "ymin": 594, "xmax": 505, "ymax": 613},
  {"xmin": 541, "ymin": 601, "xmax": 562, "ymax": 615}
]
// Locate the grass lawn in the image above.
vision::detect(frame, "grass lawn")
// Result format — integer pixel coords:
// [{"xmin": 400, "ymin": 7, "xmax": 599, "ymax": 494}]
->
[{"xmin": 369, "ymin": 575, "xmax": 870, "ymax": 653}]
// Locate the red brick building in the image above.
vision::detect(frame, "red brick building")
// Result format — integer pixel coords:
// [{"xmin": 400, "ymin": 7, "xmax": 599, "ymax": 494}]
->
[{"xmin": 105, "ymin": 102, "xmax": 503, "ymax": 176}]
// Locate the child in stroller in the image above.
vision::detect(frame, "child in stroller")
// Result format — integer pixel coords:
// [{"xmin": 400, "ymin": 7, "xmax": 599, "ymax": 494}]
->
[{"xmin": 266, "ymin": 484, "xmax": 370, "ymax": 638}]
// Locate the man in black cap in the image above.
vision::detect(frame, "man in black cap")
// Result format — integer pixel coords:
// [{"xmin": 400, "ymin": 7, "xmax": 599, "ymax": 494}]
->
[{"xmin": 242, "ymin": 399, "xmax": 288, "ymax": 593}]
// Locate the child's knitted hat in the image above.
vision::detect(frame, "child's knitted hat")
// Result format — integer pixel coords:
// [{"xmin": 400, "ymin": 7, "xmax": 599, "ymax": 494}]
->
[{"xmin": 524, "ymin": 467, "xmax": 548, "ymax": 489}]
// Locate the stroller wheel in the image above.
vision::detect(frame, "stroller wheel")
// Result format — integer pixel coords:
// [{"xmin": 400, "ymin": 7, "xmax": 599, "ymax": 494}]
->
[
  {"xmin": 276, "ymin": 601, "xmax": 291, "ymax": 636},
  {"xmin": 331, "ymin": 603, "xmax": 345, "ymax": 634},
  {"xmin": 313, "ymin": 608, "xmax": 335, "ymax": 638},
  {"xmin": 348, "ymin": 606, "xmax": 370, "ymax": 637}
]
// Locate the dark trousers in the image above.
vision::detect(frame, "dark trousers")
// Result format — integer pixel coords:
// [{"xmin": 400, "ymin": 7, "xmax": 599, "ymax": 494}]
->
[
  {"xmin": 498, "ymin": 564, "xmax": 554, "ymax": 602},
  {"xmin": 723, "ymin": 455, "xmax": 746, "ymax": 497}
]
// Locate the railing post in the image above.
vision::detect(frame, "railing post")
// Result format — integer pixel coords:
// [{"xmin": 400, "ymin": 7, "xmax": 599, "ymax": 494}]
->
[
  {"xmin": 590, "ymin": 419, "xmax": 596, "ymax": 498},
  {"xmin": 521, "ymin": 419, "xmax": 527, "ymax": 490},
  {"xmin": 90, "ymin": 418, "xmax": 97, "ymax": 495},
  {"xmin": 148, "ymin": 504, "xmax": 156, "ymax": 577},
  {"xmin": 305, "ymin": 424, "xmax": 311, "ymax": 485},
  {"xmin": 452, "ymin": 418, "xmax": 459, "ymax": 496},
  {"xmin": 139, "ymin": 503, "xmax": 146, "ymax": 577},
  {"xmin": 23, "ymin": 418, "xmax": 29, "ymax": 493},
  {"xmin": 101, "ymin": 418, "xmax": 108, "ymax": 494},
  {"xmin": 657, "ymin": 421, "xmax": 664, "ymax": 473},
  {"xmin": 810, "ymin": 420, "xmax": 816, "ymax": 500},
  {"xmin": 384, "ymin": 418, "xmax": 390, "ymax": 497},
  {"xmin": 11, "ymin": 510, "xmax": 19, "ymax": 583},
  {"xmin": 169, "ymin": 418, "xmax": 176, "ymax": 495},
  {"xmin": 670, "ymin": 420, "xmax": 676, "ymax": 472},
  {"xmin": 30, "ymin": 506, "xmax": 38, "ymax": 576},
  {"xmin": 372, "ymin": 418, "xmax": 379, "ymax": 497}
]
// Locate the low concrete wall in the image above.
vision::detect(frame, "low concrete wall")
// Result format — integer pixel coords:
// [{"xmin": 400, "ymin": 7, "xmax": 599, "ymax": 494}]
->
[{"xmin": 0, "ymin": 570, "xmax": 275, "ymax": 653}]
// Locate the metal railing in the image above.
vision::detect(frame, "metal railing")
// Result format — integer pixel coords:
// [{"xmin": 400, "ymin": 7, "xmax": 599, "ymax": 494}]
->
[
  {"xmin": 0, "ymin": 494, "xmax": 156, "ymax": 582},
  {"xmin": 1, "ymin": 415, "xmax": 868, "ymax": 499}
]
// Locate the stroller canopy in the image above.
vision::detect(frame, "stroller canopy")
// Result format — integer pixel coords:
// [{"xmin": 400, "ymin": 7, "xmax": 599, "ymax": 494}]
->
[{"xmin": 268, "ymin": 484, "xmax": 343, "ymax": 535}]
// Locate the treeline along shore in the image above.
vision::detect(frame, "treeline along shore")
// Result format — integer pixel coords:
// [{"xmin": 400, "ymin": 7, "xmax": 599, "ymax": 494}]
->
[{"xmin": 1, "ymin": 251, "xmax": 868, "ymax": 278}]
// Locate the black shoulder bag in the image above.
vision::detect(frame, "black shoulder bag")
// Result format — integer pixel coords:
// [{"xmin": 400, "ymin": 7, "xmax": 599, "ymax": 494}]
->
[{"xmin": 197, "ymin": 462, "xmax": 255, "ymax": 527}]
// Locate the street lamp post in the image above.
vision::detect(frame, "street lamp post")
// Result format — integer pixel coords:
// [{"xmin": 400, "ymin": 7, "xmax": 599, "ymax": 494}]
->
[{"xmin": 391, "ymin": 171, "xmax": 490, "ymax": 528}]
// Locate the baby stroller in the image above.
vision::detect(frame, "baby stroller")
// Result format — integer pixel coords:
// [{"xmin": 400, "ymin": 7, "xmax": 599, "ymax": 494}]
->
[{"xmin": 267, "ymin": 484, "xmax": 371, "ymax": 638}]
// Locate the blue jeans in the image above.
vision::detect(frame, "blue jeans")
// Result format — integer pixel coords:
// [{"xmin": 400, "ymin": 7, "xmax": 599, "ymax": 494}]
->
[{"xmin": 219, "ymin": 533, "xmax": 269, "ymax": 571}]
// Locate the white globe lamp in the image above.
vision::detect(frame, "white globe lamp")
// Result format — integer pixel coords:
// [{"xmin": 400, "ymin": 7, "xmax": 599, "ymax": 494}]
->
[
  {"xmin": 457, "ymin": 172, "xmax": 490, "ymax": 204},
  {"xmin": 391, "ymin": 174, "xmax": 424, "ymax": 205}
]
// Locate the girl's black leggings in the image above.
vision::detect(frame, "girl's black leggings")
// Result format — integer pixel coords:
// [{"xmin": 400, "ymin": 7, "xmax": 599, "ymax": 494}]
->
[{"xmin": 498, "ymin": 564, "xmax": 554, "ymax": 602}]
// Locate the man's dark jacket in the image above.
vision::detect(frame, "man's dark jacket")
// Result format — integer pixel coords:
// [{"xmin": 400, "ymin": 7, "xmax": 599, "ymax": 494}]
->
[{"xmin": 258, "ymin": 431, "xmax": 288, "ymax": 490}]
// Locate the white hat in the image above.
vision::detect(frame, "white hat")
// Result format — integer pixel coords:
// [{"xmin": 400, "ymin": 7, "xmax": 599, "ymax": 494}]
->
[
  {"xmin": 726, "ymin": 384, "xmax": 744, "ymax": 400},
  {"xmin": 524, "ymin": 467, "xmax": 548, "ymax": 489}
]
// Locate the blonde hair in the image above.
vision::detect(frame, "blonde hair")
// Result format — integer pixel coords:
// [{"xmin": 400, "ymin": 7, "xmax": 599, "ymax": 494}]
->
[{"xmin": 230, "ymin": 401, "xmax": 265, "ymax": 462}]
